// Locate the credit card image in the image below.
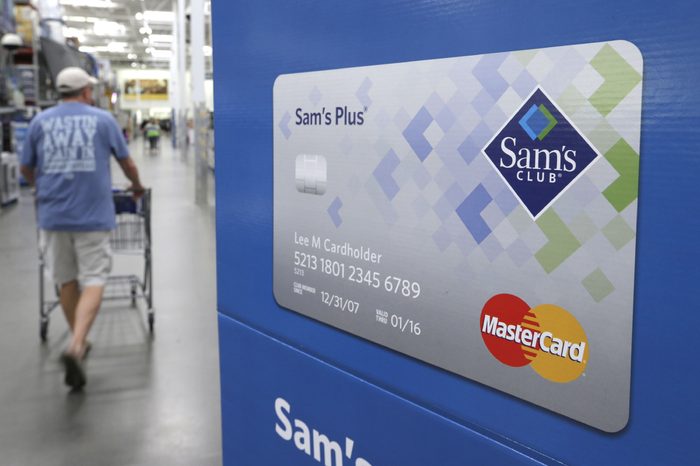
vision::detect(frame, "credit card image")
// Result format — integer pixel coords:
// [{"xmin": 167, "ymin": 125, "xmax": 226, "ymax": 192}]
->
[{"xmin": 274, "ymin": 40, "xmax": 643, "ymax": 432}]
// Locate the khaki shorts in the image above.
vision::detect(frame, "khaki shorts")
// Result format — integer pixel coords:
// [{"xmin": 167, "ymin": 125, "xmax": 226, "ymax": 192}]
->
[{"xmin": 39, "ymin": 230, "xmax": 113, "ymax": 287}]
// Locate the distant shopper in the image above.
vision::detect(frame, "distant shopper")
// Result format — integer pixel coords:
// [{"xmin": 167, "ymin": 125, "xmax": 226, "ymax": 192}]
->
[
  {"xmin": 19, "ymin": 67, "xmax": 145, "ymax": 390},
  {"xmin": 145, "ymin": 119, "xmax": 160, "ymax": 151}
]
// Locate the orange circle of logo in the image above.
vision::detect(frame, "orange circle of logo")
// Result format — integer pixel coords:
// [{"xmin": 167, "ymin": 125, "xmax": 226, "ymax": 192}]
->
[{"xmin": 480, "ymin": 294, "xmax": 588, "ymax": 383}]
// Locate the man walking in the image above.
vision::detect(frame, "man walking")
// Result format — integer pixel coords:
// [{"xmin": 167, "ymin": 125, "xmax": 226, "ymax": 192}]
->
[
  {"xmin": 144, "ymin": 119, "xmax": 161, "ymax": 152},
  {"xmin": 20, "ymin": 67, "xmax": 145, "ymax": 389}
]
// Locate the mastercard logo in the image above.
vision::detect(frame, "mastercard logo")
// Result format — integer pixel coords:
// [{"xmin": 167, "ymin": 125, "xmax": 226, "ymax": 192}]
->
[{"xmin": 480, "ymin": 294, "xmax": 588, "ymax": 383}]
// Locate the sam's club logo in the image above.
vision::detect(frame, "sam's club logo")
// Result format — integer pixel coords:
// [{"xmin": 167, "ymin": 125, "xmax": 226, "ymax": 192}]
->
[{"xmin": 483, "ymin": 88, "xmax": 600, "ymax": 219}]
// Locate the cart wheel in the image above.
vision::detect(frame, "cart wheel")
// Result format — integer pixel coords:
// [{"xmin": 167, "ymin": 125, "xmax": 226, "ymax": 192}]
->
[
  {"xmin": 148, "ymin": 313, "xmax": 154, "ymax": 333},
  {"xmin": 40, "ymin": 320, "xmax": 48, "ymax": 342}
]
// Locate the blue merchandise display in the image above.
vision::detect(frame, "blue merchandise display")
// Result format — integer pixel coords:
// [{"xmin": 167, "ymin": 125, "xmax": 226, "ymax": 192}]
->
[
  {"xmin": 212, "ymin": 1, "xmax": 700, "ymax": 464},
  {"xmin": 0, "ymin": 0, "xmax": 14, "ymax": 34}
]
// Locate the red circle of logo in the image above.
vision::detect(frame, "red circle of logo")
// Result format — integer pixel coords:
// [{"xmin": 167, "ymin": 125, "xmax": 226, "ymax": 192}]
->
[{"xmin": 480, "ymin": 293, "xmax": 534, "ymax": 367}]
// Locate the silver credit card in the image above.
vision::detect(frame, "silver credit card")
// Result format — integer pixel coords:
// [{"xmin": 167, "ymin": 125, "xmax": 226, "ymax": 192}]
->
[{"xmin": 273, "ymin": 40, "xmax": 642, "ymax": 432}]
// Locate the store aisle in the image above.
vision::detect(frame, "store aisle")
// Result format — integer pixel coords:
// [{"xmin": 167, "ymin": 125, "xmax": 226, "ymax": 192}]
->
[{"xmin": 0, "ymin": 138, "xmax": 221, "ymax": 466}]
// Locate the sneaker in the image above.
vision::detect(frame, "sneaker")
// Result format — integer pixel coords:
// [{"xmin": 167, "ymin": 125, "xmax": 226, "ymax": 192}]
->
[{"xmin": 60, "ymin": 352, "xmax": 86, "ymax": 389}]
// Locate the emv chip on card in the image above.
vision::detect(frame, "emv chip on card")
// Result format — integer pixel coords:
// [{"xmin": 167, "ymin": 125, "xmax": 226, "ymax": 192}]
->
[{"xmin": 295, "ymin": 154, "xmax": 327, "ymax": 195}]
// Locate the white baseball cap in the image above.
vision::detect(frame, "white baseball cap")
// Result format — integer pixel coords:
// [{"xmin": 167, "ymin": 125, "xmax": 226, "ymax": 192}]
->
[{"xmin": 56, "ymin": 67, "xmax": 98, "ymax": 93}]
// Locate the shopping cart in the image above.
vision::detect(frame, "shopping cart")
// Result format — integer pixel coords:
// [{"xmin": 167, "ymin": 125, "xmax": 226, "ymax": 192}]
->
[{"xmin": 38, "ymin": 189, "xmax": 154, "ymax": 341}]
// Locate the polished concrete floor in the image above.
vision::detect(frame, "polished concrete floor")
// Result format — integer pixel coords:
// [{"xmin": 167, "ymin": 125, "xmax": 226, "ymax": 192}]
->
[{"xmin": 0, "ymin": 138, "xmax": 221, "ymax": 465}]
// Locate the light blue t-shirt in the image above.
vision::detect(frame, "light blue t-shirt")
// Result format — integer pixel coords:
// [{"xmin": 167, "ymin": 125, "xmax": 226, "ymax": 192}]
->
[{"xmin": 21, "ymin": 102, "xmax": 129, "ymax": 231}]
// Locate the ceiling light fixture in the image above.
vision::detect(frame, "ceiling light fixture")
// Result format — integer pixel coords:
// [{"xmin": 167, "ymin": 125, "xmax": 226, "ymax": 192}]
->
[
  {"xmin": 149, "ymin": 34, "xmax": 172, "ymax": 43},
  {"xmin": 79, "ymin": 45, "xmax": 131, "ymax": 54},
  {"xmin": 149, "ymin": 49, "xmax": 172, "ymax": 59},
  {"xmin": 59, "ymin": 0, "xmax": 117, "ymax": 8},
  {"xmin": 93, "ymin": 20, "xmax": 126, "ymax": 36},
  {"xmin": 63, "ymin": 16, "xmax": 87, "ymax": 23},
  {"xmin": 143, "ymin": 11, "xmax": 174, "ymax": 22},
  {"xmin": 106, "ymin": 41, "xmax": 128, "ymax": 52}
]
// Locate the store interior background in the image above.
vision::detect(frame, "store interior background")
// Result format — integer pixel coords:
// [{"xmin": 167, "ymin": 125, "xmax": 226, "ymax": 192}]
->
[{"xmin": 0, "ymin": 1, "xmax": 221, "ymax": 464}]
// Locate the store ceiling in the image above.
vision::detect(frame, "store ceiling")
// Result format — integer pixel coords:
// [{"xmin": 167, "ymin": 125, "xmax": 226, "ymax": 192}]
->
[{"xmin": 58, "ymin": 0, "xmax": 210, "ymax": 70}]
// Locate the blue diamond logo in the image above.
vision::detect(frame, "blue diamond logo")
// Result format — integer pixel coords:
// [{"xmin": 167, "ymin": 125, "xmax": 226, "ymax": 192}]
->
[
  {"xmin": 519, "ymin": 103, "xmax": 557, "ymax": 140},
  {"xmin": 482, "ymin": 88, "xmax": 600, "ymax": 219}
]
